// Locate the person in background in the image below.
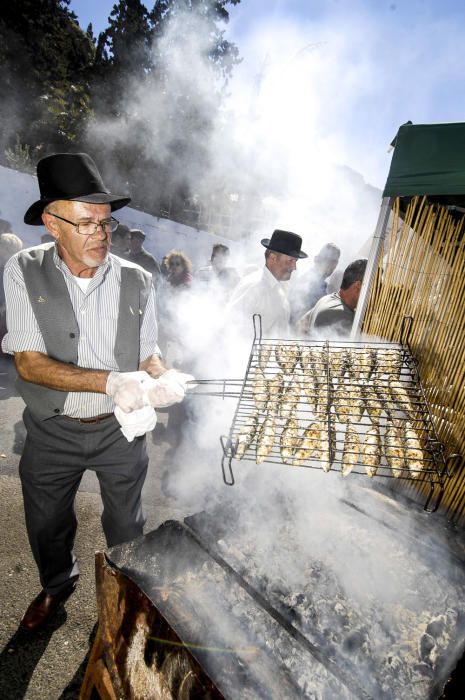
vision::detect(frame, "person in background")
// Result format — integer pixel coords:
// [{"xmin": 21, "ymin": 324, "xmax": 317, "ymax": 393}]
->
[
  {"xmin": 164, "ymin": 250, "xmax": 193, "ymax": 289},
  {"xmin": 110, "ymin": 222, "xmax": 130, "ymax": 259},
  {"xmin": 128, "ymin": 228, "xmax": 161, "ymax": 284},
  {"xmin": 226, "ymin": 229, "xmax": 307, "ymax": 337},
  {"xmin": 290, "ymin": 242, "xmax": 341, "ymax": 327},
  {"xmin": 197, "ymin": 243, "xmax": 239, "ymax": 293},
  {"xmin": 298, "ymin": 258, "xmax": 367, "ymax": 336},
  {"xmin": 0, "ymin": 232, "xmax": 23, "ymax": 349},
  {"xmin": 156, "ymin": 249, "xmax": 195, "ymax": 454},
  {"xmin": 1, "ymin": 152, "xmax": 191, "ymax": 631}
]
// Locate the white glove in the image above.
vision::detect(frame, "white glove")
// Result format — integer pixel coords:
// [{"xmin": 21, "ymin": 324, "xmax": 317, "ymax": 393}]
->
[
  {"xmin": 106, "ymin": 370, "xmax": 152, "ymax": 413},
  {"xmin": 114, "ymin": 405, "xmax": 157, "ymax": 442},
  {"xmin": 145, "ymin": 369, "xmax": 195, "ymax": 408}
]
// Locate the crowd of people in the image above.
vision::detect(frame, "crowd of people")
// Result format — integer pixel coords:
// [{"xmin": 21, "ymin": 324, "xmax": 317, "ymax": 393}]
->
[{"xmin": 0, "ymin": 151, "xmax": 368, "ymax": 633}]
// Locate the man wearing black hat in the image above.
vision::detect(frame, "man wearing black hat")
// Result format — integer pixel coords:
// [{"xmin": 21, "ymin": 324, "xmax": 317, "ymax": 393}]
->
[
  {"xmin": 128, "ymin": 228, "xmax": 161, "ymax": 283},
  {"xmin": 226, "ymin": 229, "xmax": 307, "ymax": 337},
  {"xmin": 1, "ymin": 152, "xmax": 192, "ymax": 631}
]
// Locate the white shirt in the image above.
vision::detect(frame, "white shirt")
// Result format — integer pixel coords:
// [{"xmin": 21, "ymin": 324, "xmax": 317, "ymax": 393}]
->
[
  {"xmin": 226, "ymin": 265, "xmax": 290, "ymax": 338},
  {"xmin": 2, "ymin": 245, "xmax": 160, "ymax": 418}
]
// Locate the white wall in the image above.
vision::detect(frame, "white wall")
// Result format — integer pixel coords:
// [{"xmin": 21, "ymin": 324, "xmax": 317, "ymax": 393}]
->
[{"xmin": 0, "ymin": 164, "xmax": 233, "ymax": 269}]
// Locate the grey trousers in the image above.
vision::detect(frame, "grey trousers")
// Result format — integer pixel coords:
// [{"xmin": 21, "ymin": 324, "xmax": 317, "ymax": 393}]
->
[{"xmin": 19, "ymin": 408, "xmax": 148, "ymax": 594}]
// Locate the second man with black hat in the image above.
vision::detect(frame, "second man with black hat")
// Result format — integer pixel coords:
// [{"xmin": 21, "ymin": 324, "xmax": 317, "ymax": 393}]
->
[{"xmin": 226, "ymin": 229, "xmax": 307, "ymax": 337}]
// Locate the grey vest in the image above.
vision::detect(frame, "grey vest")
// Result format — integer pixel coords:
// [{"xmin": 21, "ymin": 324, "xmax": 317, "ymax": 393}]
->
[{"xmin": 17, "ymin": 246, "xmax": 151, "ymax": 420}]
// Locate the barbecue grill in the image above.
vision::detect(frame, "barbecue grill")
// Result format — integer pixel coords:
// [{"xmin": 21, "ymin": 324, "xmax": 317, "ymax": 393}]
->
[
  {"xmin": 82, "ymin": 488, "xmax": 465, "ymax": 700},
  {"xmin": 190, "ymin": 315, "xmax": 461, "ymax": 512}
]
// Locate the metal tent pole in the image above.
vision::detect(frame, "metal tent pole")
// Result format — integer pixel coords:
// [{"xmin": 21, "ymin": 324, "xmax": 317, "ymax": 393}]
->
[{"xmin": 350, "ymin": 196, "xmax": 393, "ymax": 339}]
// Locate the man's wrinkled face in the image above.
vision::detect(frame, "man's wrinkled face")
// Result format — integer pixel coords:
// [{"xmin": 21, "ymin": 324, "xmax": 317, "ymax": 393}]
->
[
  {"xmin": 43, "ymin": 200, "xmax": 111, "ymax": 275},
  {"xmin": 267, "ymin": 251, "xmax": 297, "ymax": 281}
]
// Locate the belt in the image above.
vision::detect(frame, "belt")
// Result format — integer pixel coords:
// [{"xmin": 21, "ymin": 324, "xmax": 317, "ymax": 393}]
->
[{"xmin": 64, "ymin": 412, "xmax": 114, "ymax": 424}]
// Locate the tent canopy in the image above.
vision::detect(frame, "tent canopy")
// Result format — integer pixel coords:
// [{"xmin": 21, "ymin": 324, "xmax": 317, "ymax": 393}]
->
[{"xmin": 383, "ymin": 122, "xmax": 465, "ymax": 206}]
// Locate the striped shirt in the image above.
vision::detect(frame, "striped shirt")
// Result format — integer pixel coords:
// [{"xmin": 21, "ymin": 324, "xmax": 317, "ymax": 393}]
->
[{"xmin": 1, "ymin": 244, "xmax": 160, "ymax": 418}]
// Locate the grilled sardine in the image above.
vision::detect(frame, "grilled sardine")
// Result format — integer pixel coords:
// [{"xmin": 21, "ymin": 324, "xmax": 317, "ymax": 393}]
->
[
  {"xmin": 280, "ymin": 377, "xmax": 302, "ymax": 420},
  {"xmin": 341, "ymin": 421, "xmax": 360, "ymax": 476},
  {"xmin": 280, "ymin": 416, "xmax": 300, "ymax": 463},
  {"xmin": 235, "ymin": 411, "xmax": 259, "ymax": 459},
  {"xmin": 385, "ymin": 420, "xmax": 405, "ymax": 477},
  {"xmin": 294, "ymin": 421, "xmax": 321, "ymax": 466},
  {"xmin": 362, "ymin": 426, "xmax": 381, "ymax": 477},
  {"xmin": 267, "ymin": 372, "xmax": 284, "ymax": 415},
  {"xmin": 319, "ymin": 419, "xmax": 333, "ymax": 472},
  {"xmin": 257, "ymin": 344, "xmax": 272, "ymax": 371},
  {"xmin": 252, "ymin": 367, "xmax": 268, "ymax": 412},
  {"xmin": 256, "ymin": 416, "xmax": 276, "ymax": 464},
  {"xmin": 363, "ymin": 382, "xmax": 383, "ymax": 424},
  {"xmin": 388, "ymin": 377, "xmax": 416, "ymax": 420},
  {"xmin": 377, "ymin": 348, "xmax": 402, "ymax": 377},
  {"xmin": 403, "ymin": 421, "xmax": 424, "ymax": 478},
  {"xmin": 275, "ymin": 343, "xmax": 300, "ymax": 374}
]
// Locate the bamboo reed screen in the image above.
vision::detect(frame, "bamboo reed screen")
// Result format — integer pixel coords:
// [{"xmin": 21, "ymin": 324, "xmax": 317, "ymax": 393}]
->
[{"xmin": 362, "ymin": 196, "xmax": 465, "ymax": 524}]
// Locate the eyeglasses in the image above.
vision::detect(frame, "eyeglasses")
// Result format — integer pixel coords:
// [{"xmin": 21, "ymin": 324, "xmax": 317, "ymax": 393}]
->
[{"xmin": 46, "ymin": 212, "xmax": 119, "ymax": 236}]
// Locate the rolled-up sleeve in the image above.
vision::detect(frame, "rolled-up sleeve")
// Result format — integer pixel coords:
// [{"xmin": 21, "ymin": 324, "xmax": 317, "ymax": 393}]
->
[{"xmin": 1, "ymin": 256, "xmax": 47, "ymax": 355}]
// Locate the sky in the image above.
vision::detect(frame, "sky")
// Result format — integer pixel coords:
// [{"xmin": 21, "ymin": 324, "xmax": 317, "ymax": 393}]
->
[{"xmin": 68, "ymin": 0, "xmax": 465, "ymax": 191}]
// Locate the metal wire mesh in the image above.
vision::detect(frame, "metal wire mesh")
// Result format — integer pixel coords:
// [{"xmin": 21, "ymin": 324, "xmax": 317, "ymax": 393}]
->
[{"xmin": 215, "ymin": 316, "xmax": 458, "ymax": 511}]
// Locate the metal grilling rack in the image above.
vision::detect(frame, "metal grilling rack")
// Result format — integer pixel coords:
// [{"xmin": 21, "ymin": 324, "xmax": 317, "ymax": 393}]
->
[{"xmin": 190, "ymin": 316, "xmax": 461, "ymax": 512}]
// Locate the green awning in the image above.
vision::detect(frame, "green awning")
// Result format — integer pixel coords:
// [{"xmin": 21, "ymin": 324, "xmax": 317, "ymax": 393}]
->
[{"xmin": 383, "ymin": 122, "xmax": 465, "ymax": 206}]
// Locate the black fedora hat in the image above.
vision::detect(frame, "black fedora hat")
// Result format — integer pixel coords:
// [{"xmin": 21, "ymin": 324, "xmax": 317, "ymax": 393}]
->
[
  {"xmin": 261, "ymin": 229, "xmax": 308, "ymax": 259},
  {"xmin": 24, "ymin": 153, "xmax": 131, "ymax": 225}
]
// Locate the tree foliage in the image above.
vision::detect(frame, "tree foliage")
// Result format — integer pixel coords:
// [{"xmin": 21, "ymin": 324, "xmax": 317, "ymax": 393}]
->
[
  {"xmin": 0, "ymin": 0, "xmax": 241, "ymax": 223},
  {"xmin": 0, "ymin": 0, "xmax": 95, "ymax": 157}
]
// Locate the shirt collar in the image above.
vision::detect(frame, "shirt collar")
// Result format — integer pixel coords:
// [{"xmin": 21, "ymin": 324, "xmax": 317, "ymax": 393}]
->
[{"xmin": 263, "ymin": 264, "xmax": 289, "ymax": 290}]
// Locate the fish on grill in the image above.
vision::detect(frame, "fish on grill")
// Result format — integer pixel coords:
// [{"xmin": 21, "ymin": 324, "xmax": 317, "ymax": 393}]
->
[
  {"xmin": 334, "ymin": 379, "xmax": 352, "ymax": 423},
  {"xmin": 388, "ymin": 376, "xmax": 417, "ymax": 420},
  {"xmin": 319, "ymin": 417, "xmax": 335, "ymax": 472},
  {"xmin": 257, "ymin": 344, "xmax": 272, "ymax": 371},
  {"xmin": 256, "ymin": 416, "xmax": 276, "ymax": 464},
  {"xmin": 328, "ymin": 348, "xmax": 348, "ymax": 379},
  {"xmin": 252, "ymin": 367, "xmax": 268, "ymax": 412},
  {"xmin": 280, "ymin": 416, "xmax": 300, "ymax": 463},
  {"xmin": 385, "ymin": 420, "xmax": 405, "ymax": 477},
  {"xmin": 362, "ymin": 426, "xmax": 381, "ymax": 477},
  {"xmin": 341, "ymin": 421, "xmax": 360, "ymax": 476},
  {"xmin": 353, "ymin": 347, "xmax": 376, "ymax": 381},
  {"xmin": 362, "ymin": 382, "xmax": 383, "ymax": 424},
  {"xmin": 334, "ymin": 378, "xmax": 363, "ymax": 423},
  {"xmin": 275, "ymin": 343, "xmax": 300, "ymax": 374},
  {"xmin": 235, "ymin": 411, "xmax": 259, "ymax": 459},
  {"xmin": 316, "ymin": 375, "xmax": 330, "ymax": 416},
  {"xmin": 403, "ymin": 421, "xmax": 425, "ymax": 478},
  {"xmin": 299, "ymin": 345, "xmax": 325, "ymax": 375},
  {"xmin": 279, "ymin": 376, "xmax": 302, "ymax": 420},
  {"xmin": 267, "ymin": 371, "xmax": 284, "ymax": 415},
  {"xmin": 294, "ymin": 421, "xmax": 321, "ymax": 466},
  {"xmin": 301, "ymin": 366, "xmax": 319, "ymax": 414},
  {"xmin": 377, "ymin": 348, "xmax": 403, "ymax": 376}
]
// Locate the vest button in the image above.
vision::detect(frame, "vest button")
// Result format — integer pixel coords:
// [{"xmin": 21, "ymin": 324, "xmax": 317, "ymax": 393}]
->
[
  {"xmin": 70, "ymin": 333, "xmax": 75, "ymax": 338},
  {"xmin": 54, "ymin": 408, "xmax": 60, "ymax": 414}
]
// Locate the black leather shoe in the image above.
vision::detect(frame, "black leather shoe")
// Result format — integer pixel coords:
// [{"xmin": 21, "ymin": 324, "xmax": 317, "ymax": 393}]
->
[{"xmin": 20, "ymin": 582, "xmax": 77, "ymax": 631}]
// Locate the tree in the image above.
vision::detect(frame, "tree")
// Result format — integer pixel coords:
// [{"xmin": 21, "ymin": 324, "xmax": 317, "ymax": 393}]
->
[
  {"xmin": 0, "ymin": 0, "xmax": 95, "ymax": 163},
  {"xmin": 87, "ymin": 0, "xmax": 241, "ymax": 220}
]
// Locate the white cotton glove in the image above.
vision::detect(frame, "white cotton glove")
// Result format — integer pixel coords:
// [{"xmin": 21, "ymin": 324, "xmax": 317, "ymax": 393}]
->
[
  {"xmin": 144, "ymin": 369, "xmax": 195, "ymax": 409},
  {"xmin": 106, "ymin": 370, "xmax": 152, "ymax": 413},
  {"xmin": 114, "ymin": 405, "xmax": 157, "ymax": 442}
]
